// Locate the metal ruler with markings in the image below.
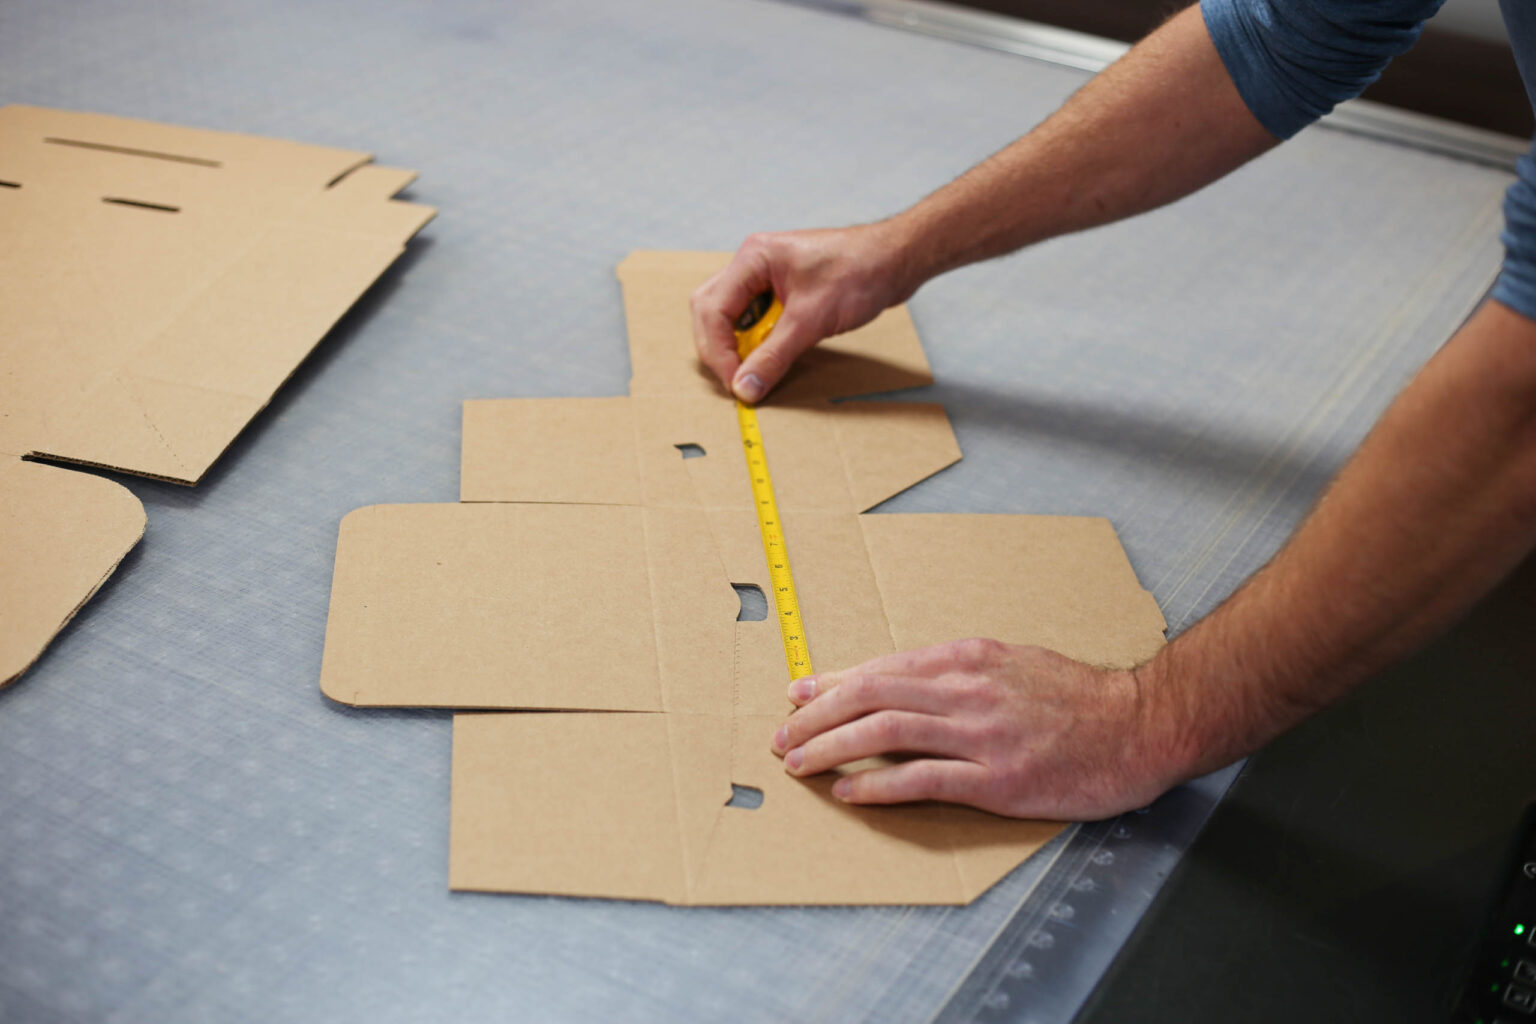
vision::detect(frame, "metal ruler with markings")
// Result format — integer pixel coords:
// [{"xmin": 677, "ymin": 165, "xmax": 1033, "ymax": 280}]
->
[
  {"xmin": 931, "ymin": 784, "xmax": 1213, "ymax": 1023},
  {"xmin": 733, "ymin": 291, "xmax": 814, "ymax": 681}
]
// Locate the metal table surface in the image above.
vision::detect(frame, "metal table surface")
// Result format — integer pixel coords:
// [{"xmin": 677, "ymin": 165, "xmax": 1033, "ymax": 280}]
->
[{"xmin": 0, "ymin": 1, "xmax": 1515, "ymax": 1021}]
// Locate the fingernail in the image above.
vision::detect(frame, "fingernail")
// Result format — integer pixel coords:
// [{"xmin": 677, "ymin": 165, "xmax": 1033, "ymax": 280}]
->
[
  {"xmin": 772, "ymin": 725, "xmax": 788, "ymax": 753},
  {"xmin": 788, "ymin": 677, "xmax": 816, "ymax": 703},
  {"xmin": 734, "ymin": 372, "xmax": 765, "ymax": 403},
  {"xmin": 832, "ymin": 779, "xmax": 851, "ymax": 800},
  {"xmin": 785, "ymin": 747, "xmax": 803, "ymax": 772}
]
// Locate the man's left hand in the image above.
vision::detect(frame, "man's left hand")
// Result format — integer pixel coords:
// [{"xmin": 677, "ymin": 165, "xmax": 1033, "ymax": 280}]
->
[{"xmin": 770, "ymin": 638, "xmax": 1181, "ymax": 820}]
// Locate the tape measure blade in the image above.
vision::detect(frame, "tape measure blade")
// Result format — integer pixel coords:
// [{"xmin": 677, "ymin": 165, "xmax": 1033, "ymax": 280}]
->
[{"xmin": 735, "ymin": 398, "xmax": 813, "ymax": 680}]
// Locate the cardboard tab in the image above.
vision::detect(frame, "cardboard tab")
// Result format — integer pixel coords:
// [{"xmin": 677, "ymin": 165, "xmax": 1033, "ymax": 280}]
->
[
  {"xmin": 860, "ymin": 514, "xmax": 1168, "ymax": 667},
  {"xmin": 1, "ymin": 460, "xmax": 146, "ymax": 686}
]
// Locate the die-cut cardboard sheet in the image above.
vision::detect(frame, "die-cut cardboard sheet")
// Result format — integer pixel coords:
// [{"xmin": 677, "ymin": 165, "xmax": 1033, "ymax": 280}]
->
[
  {"xmin": 0, "ymin": 104, "xmax": 434, "ymax": 686},
  {"xmin": 319, "ymin": 251, "xmax": 1168, "ymax": 905}
]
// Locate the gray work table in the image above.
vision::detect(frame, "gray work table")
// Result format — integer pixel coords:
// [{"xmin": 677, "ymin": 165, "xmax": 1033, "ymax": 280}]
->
[{"xmin": 0, "ymin": 1, "xmax": 1518, "ymax": 1021}]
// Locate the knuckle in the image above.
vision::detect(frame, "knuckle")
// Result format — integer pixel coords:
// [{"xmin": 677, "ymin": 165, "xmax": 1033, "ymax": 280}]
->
[
  {"xmin": 749, "ymin": 346, "xmax": 786, "ymax": 378},
  {"xmin": 955, "ymin": 636, "xmax": 1002, "ymax": 667},
  {"xmin": 993, "ymin": 762, "xmax": 1030, "ymax": 803},
  {"xmin": 907, "ymin": 762, "xmax": 944, "ymax": 799},
  {"xmin": 867, "ymin": 711, "xmax": 903, "ymax": 746},
  {"xmin": 973, "ymin": 716, "xmax": 1009, "ymax": 748},
  {"xmin": 841, "ymin": 673, "xmax": 878, "ymax": 706},
  {"xmin": 957, "ymin": 676, "xmax": 998, "ymax": 709}
]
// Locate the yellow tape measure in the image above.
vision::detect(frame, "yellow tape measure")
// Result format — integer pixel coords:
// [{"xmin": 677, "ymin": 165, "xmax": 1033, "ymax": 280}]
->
[{"xmin": 734, "ymin": 291, "xmax": 813, "ymax": 681}]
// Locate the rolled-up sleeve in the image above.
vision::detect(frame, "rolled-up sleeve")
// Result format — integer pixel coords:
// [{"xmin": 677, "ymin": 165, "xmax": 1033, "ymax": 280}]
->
[
  {"xmin": 1493, "ymin": 151, "xmax": 1536, "ymax": 323},
  {"xmin": 1201, "ymin": 0, "xmax": 1445, "ymax": 139}
]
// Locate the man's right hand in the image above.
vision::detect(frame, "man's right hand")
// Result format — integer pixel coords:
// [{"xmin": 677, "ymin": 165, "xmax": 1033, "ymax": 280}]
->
[{"xmin": 689, "ymin": 222, "xmax": 916, "ymax": 403}]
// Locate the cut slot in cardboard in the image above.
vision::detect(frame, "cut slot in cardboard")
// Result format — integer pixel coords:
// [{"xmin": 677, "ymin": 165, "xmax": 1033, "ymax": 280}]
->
[
  {"xmin": 318, "ymin": 251, "xmax": 1167, "ymax": 905},
  {"xmin": 0, "ymin": 104, "xmax": 434, "ymax": 687}
]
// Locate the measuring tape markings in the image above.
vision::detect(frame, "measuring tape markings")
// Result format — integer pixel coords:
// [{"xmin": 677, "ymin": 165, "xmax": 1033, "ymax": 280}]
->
[{"xmin": 734, "ymin": 292, "xmax": 814, "ymax": 681}]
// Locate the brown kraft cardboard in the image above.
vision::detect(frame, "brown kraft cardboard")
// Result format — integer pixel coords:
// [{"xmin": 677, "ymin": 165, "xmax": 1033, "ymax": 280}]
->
[
  {"xmin": 319, "ymin": 251, "xmax": 1167, "ymax": 905},
  {"xmin": 0, "ymin": 104, "xmax": 434, "ymax": 686}
]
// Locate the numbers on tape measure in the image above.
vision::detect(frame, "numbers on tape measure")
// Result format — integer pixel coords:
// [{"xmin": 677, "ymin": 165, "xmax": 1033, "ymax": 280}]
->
[
  {"xmin": 734, "ymin": 290, "xmax": 811, "ymax": 680},
  {"xmin": 736, "ymin": 397, "xmax": 813, "ymax": 681}
]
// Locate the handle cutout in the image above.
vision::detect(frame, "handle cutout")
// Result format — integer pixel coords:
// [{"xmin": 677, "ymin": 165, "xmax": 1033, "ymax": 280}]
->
[
  {"xmin": 725, "ymin": 784, "xmax": 764, "ymax": 810},
  {"xmin": 732, "ymin": 583, "xmax": 767, "ymax": 622},
  {"xmin": 0, "ymin": 180, "xmax": 18, "ymax": 189},
  {"xmin": 102, "ymin": 196, "xmax": 180, "ymax": 213},
  {"xmin": 44, "ymin": 137, "xmax": 221, "ymax": 168},
  {"xmin": 675, "ymin": 443, "xmax": 706, "ymax": 459}
]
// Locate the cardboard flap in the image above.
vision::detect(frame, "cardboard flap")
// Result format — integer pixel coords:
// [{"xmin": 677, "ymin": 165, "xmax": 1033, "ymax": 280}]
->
[
  {"xmin": 450, "ymin": 712, "xmax": 692, "ymax": 904},
  {"xmin": 859, "ymin": 515, "xmax": 1168, "ymax": 668},
  {"xmin": 829, "ymin": 401, "xmax": 963, "ymax": 511},
  {"xmin": 0, "ymin": 104, "xmax": 370, "ymax": 210},
  {"xmin": 320, "ymin": 503, "xmax": 742, "ymax": 712},
  {"xmin": 617, "ymin": 251, "xmax": 934, "ymax": 402},
  {"xmin": 1, "ymin": 458, "xmax": 145, "ymax": 686},
  {"xmin": 688, "ymin": 716, "xmax": 1064, "ymax": 905},
  {"xmin": 450, "ymin": 711, "xmax": 1062, "ymax": 905},
  {"xmin": 460, "ymin": 397, "xmax": 645, "ymax": 505},
  {"xmin": 308, "ymin": 164, "xmax": 420, "ymax": 208},
  {"xmin": 459, "ymin": 395, "xmax": 960, "ymax": 514},
  {"xmin": 33, "ymin": 372, "xmax": 262, "ymax": 482},
  {"xmin": 0, "ymin": 104, "xmax": 436, "ymax": 484}
]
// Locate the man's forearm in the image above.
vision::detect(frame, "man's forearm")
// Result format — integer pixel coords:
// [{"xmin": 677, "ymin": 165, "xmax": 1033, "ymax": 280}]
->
[
  {"xmin": 1140, "ymin": 301, "xmax": 1536, "ymax": 780},
  {"xmin": 881, "ymin": 5, "xmax": 1276, "ymax": 289}
]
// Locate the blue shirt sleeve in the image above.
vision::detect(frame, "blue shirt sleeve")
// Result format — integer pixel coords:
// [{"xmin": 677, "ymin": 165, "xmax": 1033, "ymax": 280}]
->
[
  {"xmin": 1201, "ymin": 0, "xmax": 1445, "ymax": 139},
  {"xmin": 1492, "ymin": 148, "xmax": 1536, "ymax": 323},
  {"xmin": 1492, "ymin": 0, "xmax": 1536, "ymax": 323}
]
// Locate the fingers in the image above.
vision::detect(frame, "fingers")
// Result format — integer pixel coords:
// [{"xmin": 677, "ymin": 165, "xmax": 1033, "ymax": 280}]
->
[
  {"xmin": 786, "ymin": 638, "xmax": 1011, "ymax": 707},
  {"xmin": 782, "ymin": 709, "xmax": 977, "ymax": 777},
  {"xmin": 776, "ymin": 671, "xmax": 960, "ymax": 753},
  {"xmin": 732, "ymin": 309, "xmax": 818, "ymax": 403},
  {"xmin": 831, "ymin": 759, "xmax": 992, "ymax": 805},
  {"xmin": 690, "ymin": 243, "xmax": 774, "ymax": 392},
  {"xmin": 691, "ymin": 303, "xmax": 740, "ymax": 390}
]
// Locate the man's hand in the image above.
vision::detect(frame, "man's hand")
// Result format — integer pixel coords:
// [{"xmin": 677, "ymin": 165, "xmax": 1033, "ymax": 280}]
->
[
  {"xmin": 769, "ymin": 638, "xmax": 1184, "ymax": 820},
  {"xmin": 688, "ymin": 8, "xmax": 1273, "ymax": 406},
  {"xmin": 689, "ymin": 222, "xmax": 916, "ymax": 403}
]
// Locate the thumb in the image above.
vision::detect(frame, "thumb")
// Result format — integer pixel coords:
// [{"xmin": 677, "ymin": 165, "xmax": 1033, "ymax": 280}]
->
[{"xmin": 732, "ymin": 311, "xmax": 817, "ymax": 403}]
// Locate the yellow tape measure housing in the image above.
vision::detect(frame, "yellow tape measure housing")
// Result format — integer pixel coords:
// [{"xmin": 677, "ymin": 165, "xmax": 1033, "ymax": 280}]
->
[{"xmin": 734, "ymin": 293, "xmax": 813, "ymax": 681}]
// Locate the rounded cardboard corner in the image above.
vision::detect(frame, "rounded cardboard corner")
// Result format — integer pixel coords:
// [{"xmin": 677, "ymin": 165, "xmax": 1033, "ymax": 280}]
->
[
  {"xmin": 337, "ymin": 502, "xmax": 391, "ymax": 537},
  {"xmin": 317, "ymin": 668, "xmax": 362, "ymax": 707}
]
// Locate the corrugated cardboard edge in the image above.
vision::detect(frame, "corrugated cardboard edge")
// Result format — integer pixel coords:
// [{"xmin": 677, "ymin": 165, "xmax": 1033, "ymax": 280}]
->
[{"xmin": 1, "ymin": 458, "xmax": 146, "ymax": 687}]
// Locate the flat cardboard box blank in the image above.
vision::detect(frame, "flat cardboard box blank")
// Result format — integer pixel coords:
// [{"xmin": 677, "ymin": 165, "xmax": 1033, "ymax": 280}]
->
[
  {"xmin": 0, "ymin": 104, "xmax": 434, "ymax": 686},
  {"xmin": 319, "ymin": 251, "xmax": 1167, "ymax": 905}
]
